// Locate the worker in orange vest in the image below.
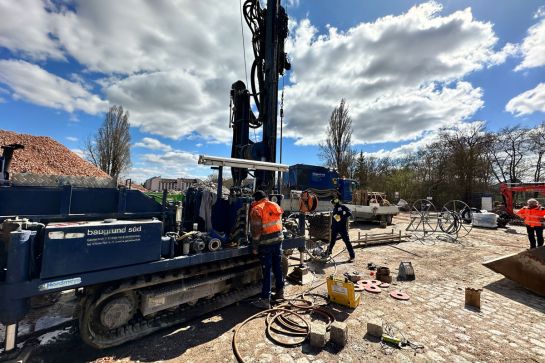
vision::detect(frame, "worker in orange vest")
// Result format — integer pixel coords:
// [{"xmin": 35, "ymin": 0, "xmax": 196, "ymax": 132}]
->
[
  {"xmin": 249, "ymin": 190, "xmax": 284, "ymax": 309},
  {"xmin": 516, "ymin": 198, "xmax": 545, "ymax": 249}
]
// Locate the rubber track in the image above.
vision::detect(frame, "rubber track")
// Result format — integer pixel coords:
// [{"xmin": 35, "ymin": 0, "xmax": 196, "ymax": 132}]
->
[{"xmin": 80, "ymin": 283, "xmax": 261, "ymax": 349}]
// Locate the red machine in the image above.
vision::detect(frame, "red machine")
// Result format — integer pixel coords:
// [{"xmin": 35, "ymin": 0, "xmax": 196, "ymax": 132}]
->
[
  {"xmin": 498, "ymin": 182, "xmax": 545, "ymax": 226},
  {"xmin": 484, "ymin": 183, "xmax": 545, "ymax": 297}
]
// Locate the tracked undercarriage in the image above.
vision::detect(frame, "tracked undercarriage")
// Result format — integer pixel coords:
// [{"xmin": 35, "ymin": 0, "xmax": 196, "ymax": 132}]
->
[
  {"xmin": 0, "ymin": 0, "xmax": 306, "ymax": 354},
  {"xmin": 78, "ymin": 256, "xmax": 261, "ymax": 348}
]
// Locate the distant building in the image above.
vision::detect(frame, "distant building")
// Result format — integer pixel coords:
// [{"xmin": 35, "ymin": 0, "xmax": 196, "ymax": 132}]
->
[{"xmin": 143, "ymin": 176, "xmax": 200, "ymax": 192}]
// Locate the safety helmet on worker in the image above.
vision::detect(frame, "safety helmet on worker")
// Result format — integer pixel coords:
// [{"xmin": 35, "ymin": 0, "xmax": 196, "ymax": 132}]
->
[
  {"xmin": 528, "ymin": 198, "xmax": 539, "ymax": 208},
  {"xmin": 516, "ymin": 200, "xmax": 545, "ymax": 227}
]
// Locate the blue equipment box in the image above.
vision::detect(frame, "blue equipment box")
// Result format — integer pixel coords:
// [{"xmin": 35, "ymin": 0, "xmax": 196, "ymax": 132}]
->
[{"xmin": 41, "ymin": 219, "xmax": 163, "ymax": 279}]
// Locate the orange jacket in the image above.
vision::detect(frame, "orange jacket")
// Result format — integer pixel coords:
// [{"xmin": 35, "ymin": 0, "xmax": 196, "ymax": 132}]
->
[
  {"xmin": 516, "ymin": 206, "xmax": 545, "ymax": 227},
  {"xmin": 250, "ymin": 199, "xmax": 283, "ymax": 243}
]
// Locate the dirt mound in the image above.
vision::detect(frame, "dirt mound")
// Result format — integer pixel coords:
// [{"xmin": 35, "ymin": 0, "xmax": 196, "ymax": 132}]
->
[
  {"xmin": 0, "ymin": 130, "xmax": 110, "ymax": 178},
  {"xmin": 120, "ymin": 182, "xmax": 149, "ymax": 192}
]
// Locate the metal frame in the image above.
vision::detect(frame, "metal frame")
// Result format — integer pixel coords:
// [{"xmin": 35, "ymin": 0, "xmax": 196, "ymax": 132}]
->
[
  {"xmin": 0, "ymin": 237, "xmax": 304, "ymax": 299},
  {"xmin": 198, "ymin": 155, "xmax": 288, "ymax": 172}
]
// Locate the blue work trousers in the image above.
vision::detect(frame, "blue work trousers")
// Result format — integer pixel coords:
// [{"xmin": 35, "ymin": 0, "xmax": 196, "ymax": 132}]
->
[
  {"xmin": 258, "ymin": 243, "xmax": 284, "ymax": 299},
  {"xmin": 526, "ymin": 225, "xmax": 544, "ymax": 249},
  {"xmin": 328, "ymin": 225, "xmax": 355, "ymax": 259}
]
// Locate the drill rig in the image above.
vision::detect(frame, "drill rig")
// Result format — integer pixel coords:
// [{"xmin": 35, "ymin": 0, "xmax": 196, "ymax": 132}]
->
[
  {"xmin": 229, "ymin": 0, "xmax": 290, "ymax": 192},
  {"xmin": 0, "ymin": 0, "xmax": 303, "ymax": 353}
]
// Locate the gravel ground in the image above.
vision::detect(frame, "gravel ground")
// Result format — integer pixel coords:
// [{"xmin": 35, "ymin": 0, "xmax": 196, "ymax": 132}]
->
[{"xmin": 7, "ymin": 213, "xmax": 545, "ymax": 362}]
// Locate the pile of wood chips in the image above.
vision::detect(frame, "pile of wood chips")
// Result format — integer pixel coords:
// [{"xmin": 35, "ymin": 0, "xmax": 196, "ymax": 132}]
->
[
  {"xmin": 120, "ymin": 182, "xmax": 149, "ymax": 192},
  {"xmin": 0, "ymin": 130, "xmax": 110, "ymax": 178}
]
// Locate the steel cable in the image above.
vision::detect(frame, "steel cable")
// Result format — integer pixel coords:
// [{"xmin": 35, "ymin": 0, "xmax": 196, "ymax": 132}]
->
[{"xmin": 232, "ymin": 308, "xmax": 311, "ymax": 363}]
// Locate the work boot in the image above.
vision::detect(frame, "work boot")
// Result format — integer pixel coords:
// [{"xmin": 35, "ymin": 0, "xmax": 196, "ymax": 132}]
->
[
  {"xmin": 321, "ymin": 249, "xmax": 332, "ymax": 259},
  {"xmin": 250, "ymin": 298, "xmax": 271, "ymax": 310},
  {"xmin": 274, "ymin": 290, "xmax": 284, "ymax": 300}
]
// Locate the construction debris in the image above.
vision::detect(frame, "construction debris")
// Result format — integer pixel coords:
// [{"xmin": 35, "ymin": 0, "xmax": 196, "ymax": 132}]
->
[
  {"xmin": 366, "ymin": 319, "xmax": 384, "ymax": 338},
  {"xmin": 376, "ymin": 266, "xmax": 392, "ymax": 283},
  {"xmin": 343, "ymin": 271, "xmax": 363, "ymax": 283},
  {"xmin": 465, "ymin": 287, "xmax": 482, "ymax": 310},
  {"xmin": 309, "ymin": 323, "xmax": 327, "ymax": 348},
  {"xmin": 0, "ymin": 130, "xmax": 109, "ymax": 178},
  {"xmin": 330, "ymin": 321, "xmax": 348, "ymax": 347}
]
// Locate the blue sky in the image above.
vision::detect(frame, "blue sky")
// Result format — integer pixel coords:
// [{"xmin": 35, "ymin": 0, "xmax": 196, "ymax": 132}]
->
[{"xmin": 0, "ymin": 0, "xmax": 544, "ymax": 181}]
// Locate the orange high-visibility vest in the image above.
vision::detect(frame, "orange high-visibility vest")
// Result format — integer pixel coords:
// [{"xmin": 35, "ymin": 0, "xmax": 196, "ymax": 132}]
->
[
  {"xmin": 516, "ymin": 207, "xmax": 545, "ymax": 227},
  {"xmin": 250, "ymin": 199, "xmax": 283, "ymax": 235}
]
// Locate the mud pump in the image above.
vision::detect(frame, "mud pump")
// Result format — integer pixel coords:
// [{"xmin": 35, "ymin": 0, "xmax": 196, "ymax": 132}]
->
[{"xmin": 0, "ymin": 0, "xmax": 305, "ymax": 353}]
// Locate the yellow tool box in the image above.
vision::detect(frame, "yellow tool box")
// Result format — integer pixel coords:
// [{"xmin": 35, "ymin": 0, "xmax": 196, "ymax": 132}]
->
[{"xmin": 327, "ymin": 275, "xmax": 360, "ymax": 308}]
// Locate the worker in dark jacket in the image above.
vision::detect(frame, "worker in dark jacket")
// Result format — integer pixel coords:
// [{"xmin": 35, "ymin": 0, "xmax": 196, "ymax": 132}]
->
[
  {"xmin": 326, "ymin": 197, "xmax": 355, "ymax": 262},
  {"xmin": 516, "ymin": 198, "xmax": 545, "ymax": 249},
  {"xmin": 249, "ymin": 190, "xmax": 284, "ymax": 309}
]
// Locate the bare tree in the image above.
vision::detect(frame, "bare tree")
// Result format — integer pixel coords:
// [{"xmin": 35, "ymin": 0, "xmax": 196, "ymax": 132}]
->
[
  {"xmin": 319, "ymin": 99, "xmax": 356, "ymax": 177},
  {"xmin": 207, "ymin": 172, "xmax": 219, "ymax": 183},
  {"xmin": 529, "ymin": 122, "xmax": 545, "ymax": 182},
  {"xmin": 440, "ymin": 123, "xmax": 491, "ymax": 202},
  {"xmin": 86, "ymin": 105, "xmax": 131, "ymax": 181},
  {"xmin": 487, "ymin": 126, "xmax": 529, "ymax": 184}
]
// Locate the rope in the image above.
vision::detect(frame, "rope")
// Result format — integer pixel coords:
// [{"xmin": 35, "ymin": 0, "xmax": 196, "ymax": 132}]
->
[
  {"xmin": 233, "ymin": 300, "xmax": 336, "ymax": 362},
  {"xmin": 232, "ymin": 245, "xmax": 346, "ymax": 361},
  {"xmin": 232, "ymin": 308, "xmax": 310, "ymax": 363}
]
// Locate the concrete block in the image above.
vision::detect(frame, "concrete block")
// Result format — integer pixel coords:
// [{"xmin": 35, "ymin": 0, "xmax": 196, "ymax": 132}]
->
[
  {"xmin": 310, "ymin": 323, "xmax": 327, "ymax": 348},
  {"xmin": 330, "ymin": 321, "xmax": 349, "ymax": 347},
  {"xmin": 366, "ymin": 319, "xmax": 383, "ymax": 338}
]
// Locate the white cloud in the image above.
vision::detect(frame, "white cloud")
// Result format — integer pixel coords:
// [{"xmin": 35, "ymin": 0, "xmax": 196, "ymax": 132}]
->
[
  {"xmin": 49, "ymin": 1, "xmax": 246, "ymax": 75},
  {"xmin": 534, "ymin": 6, "xmax": 545, "ymax": 19},
  {"xmin": 105, "ymin": 71, "xmax": 232, "ymax": 141},
  {"xmin": 66, "ymin": 136, "xmax": 79, "ymax": 142},
  {"xmin": 69, "ymin": 113, "xmax": 80, "ymax": 123},
  {"xmin": 129, "ymin": 150, "xmax": 208, "ymax": 181},
  {"xmin": 70, "ymin": 148, "xmax": 85, "ymax": 158},
  {"xmin": 515, "ymin": 17, "xmax": 545, "ymax": 71},
  {"xmin": 363, "ymin": 121, "xmax": 486, "ymax": 159},
  {"xmin": 0, "ymin": 0, "xmax": 64, "ymax": 60},
  {"xmin": 286, "ymin": 0, "xmax": 300, "ymax": 8},
  {"xmin": 0, "ymin": 0, "xmax": 251, "ymax": 142},
  {"xmin": 506, "ymin": 83, "xmax": 545, "ymax": 116},
  {"xmin": 363, "ymin": 133, "xmax": 439, "ymax": 160},
  {"xmin": 0, "ymin": 60, "xmax": 108, "ymax": 114},
  {"xmin": 283, "ymin": 2, "xmax": 513, "ymax": 145},
  {"xmin": 134, "ymin": 137, "xmax": 172, "ymax": 152},
  {"xmin": 0, "ymin": 1, "xmax": 514, "ymax": 148}
]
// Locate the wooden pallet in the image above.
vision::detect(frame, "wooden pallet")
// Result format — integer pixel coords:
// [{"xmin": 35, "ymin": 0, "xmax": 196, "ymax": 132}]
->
[{"xmin": 354, "ymin": 229, "xmax": 409, "ymax": 247}]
